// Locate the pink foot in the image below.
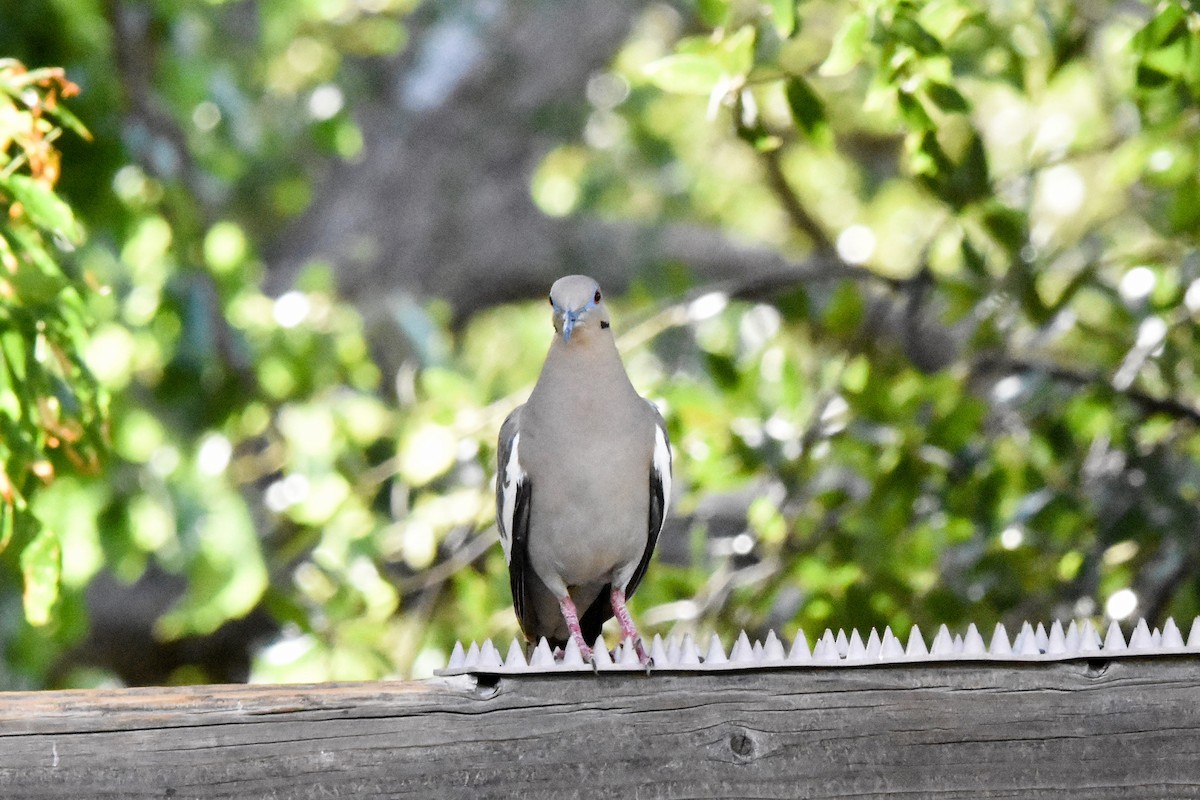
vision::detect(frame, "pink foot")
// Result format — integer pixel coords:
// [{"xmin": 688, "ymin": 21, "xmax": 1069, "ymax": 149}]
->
[
  {"xmin": 557, "ymin": 595, "xmax": 594, "ymax": 662},
  {"xmin": 610, "ymin": 586, "xmax": 652, "ymax": 667}
]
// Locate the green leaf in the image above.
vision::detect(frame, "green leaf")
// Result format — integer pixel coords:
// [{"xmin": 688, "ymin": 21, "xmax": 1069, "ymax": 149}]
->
[
  {"xmin": 20, "ymin": 527, "xmax": 61, "ymax": 626},
  {"xmin": 785, "ymin": 76, "xmax": 829, "ymax": 141},
  {"xmin": 926, "ymin": 81, "xmax": 971, "ymax": 113},
  {"xmin": 898, "ymin": 89, "xmax": 935, "ymax": 130},
  {"xmin": 1, "ymin": 174, "xmax": 84, "ymax": 244},
  {"xmin": 824, "ymin": 281, "xmax": 865, "ymax": 337},
  {"xmin": 644, "ymin": 54, "xmax": 725, "ymax": 95},
  {"xmin": 771, "ymin": 0, "xmax": 796, "ymax": 37},
  {"xmin": 721, "ymin": 25, "xmax": 757, "ymax": 77},
  {"xmin": 820, "ymin": 12, "xmax": 869, "ymax": 76},
  {"xmin": 889, "ymin": 15, "xmax": 944, "ymax": 57},
  {"xmin": 0, "ymin": 500, "xmax": 12, "ymax": 554}
]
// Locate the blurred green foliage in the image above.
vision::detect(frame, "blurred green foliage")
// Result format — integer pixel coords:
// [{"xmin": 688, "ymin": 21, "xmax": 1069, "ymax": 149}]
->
[{"xmin": 2, "ymin": 0, "xmax": 1200, "ymax": 688}]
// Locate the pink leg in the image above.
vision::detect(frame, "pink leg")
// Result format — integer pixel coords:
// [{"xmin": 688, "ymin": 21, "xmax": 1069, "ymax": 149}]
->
[
  {"xmin": 610, "ymin": 586, "xmax": 651, "ymax": 666},
  {"xmin": 558, "ymin": 595, "xmax": 594, "ymax": 662}
]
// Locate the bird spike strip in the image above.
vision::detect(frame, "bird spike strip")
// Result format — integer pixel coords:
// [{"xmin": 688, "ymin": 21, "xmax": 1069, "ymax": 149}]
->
[{"xmin": 435, "ymin": 616, "xmax": 1200, "ymax": 676}]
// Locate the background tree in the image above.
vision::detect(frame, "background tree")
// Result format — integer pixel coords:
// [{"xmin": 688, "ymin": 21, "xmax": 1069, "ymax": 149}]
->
[{"xmin": 0, "ymin": 0, "xmax": 1197, "ymax": 689}]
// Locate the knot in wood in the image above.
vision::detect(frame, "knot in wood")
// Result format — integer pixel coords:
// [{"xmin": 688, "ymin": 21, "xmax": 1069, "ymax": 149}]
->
[{"xmin": 729, "ymin": 728, "xmax": 757, "ymax": 761}]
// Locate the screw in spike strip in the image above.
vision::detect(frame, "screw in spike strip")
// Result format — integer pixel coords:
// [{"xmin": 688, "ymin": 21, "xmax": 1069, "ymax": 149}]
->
[
  {"xmin": 813, "ymin": 638, "xmax": 840, "ymax": 663},
  {"xmin": 1034, "ymin": 622, "xmax": 1049, "ymax": 652},
  {"xmin": 789, "ymin": 629, "xmax": 812, "ymax": 662},
  {"xmin": 880, "ymin": 627, "xmax": 905, "ymax": 660},
  {"xmin": 1047, "ymin": 621, "xmax": 1066, "ymax": 656},
  {"xmin": 464, "ymin": 641, "xmax": 481, "ymax": 669},
  {"xmin": 846, "ymin": 629, "xmax": 867, "ymax": 661},
  {"xmin": 651, "ymin": 634, "xmax": 669, "ymax": 667},
  {"xmin": 705, "ymin": 633, "xmax": 728, "ymax": 666},
  {"xmin": 906, "ymin": 625, "xmax": 928, "ymax": 658},
  {"xmin": 1103, "ymin": 620, "xmax": 1127, "ymax": 652},
  {"xmin": 962, "ymin": 623, "xmax": 986, "ymax": 656},
  {"xmin": 1078, "ymin": 620, "xmax": 1101, "ymax": 653},
  {"xmin": 730, "ymin": 631, "xmax": 754, "ymax": 663},
  {"xmin": 865, "ymin": 628, "xmax": 882, "ymax": 660},
  {"xmin": 930, "ymin": 624, "xmax": 954, "ymax": 656},
  {"xmin": 1128, "ymin": 618, "xmax": 1153, "ymax": 650},
  {"xmin": 1015, "ymin": 626, "xmax": 1041, "ymax": 657},
  {"xmin": 1190, "ymin": 618, "xmax": 1200, "ymax": 648},
  {"xmin": 989, "ymin": 623, "xmax": 1012, "ymax": 656},
  {"xmin": 1162, "ymin": 617, "xmax": 1185, "ymax": 648},
  {"xmin": 505, "ymin": 639, "xmax": 528, "ymax": 671},
  {"xmin": 763, "ymin": 630, "xmax": 787, "ymax": 662},
  {"xmin": 820, "ymin": 630, "xmax": 838, "ymax": 659},
  {"xmin": 447, "ymin": 641, "xmax": 466, "ymax": 670}
]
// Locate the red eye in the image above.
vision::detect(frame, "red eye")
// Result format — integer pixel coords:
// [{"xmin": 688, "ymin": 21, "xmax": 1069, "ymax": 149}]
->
[{"xmin": 594, "ymin": 290, "xmax": 602, "ymax": 303}]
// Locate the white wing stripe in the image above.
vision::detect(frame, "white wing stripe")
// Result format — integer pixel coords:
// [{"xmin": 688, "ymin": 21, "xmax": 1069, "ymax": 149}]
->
[
  {"xmin": 499, "ymin": 432, "xmax": 525, "ymax": 565},
  {"xmin": 653, "ymin": 424, "xmax": 672, "ymax": 521}
]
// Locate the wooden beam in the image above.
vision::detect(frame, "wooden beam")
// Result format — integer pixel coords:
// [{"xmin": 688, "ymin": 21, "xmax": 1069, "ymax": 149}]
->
[{"xmin": 1, "ymin": 657, "xmax": 1199, "ymax": 798}]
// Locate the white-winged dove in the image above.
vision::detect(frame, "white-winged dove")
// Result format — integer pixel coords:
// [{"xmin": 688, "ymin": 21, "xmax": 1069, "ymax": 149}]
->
[{"xmin": 496, "ymin": 275, "xmax": 672, "ymax": 665}]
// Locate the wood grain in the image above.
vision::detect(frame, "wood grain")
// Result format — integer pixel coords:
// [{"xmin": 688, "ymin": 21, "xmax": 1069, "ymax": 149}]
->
[{"xmin": 1, "ymin": 658, "xmax": 1198, "ymax": 799}]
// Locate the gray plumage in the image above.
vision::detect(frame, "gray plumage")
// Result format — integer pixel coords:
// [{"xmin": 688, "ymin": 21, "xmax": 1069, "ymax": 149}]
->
[{"xmin": 496, "ymin": 275, "xmax": 671, "ymax": 660}]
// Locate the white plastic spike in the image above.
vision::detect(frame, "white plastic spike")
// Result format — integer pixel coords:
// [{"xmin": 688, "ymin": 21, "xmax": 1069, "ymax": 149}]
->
[
  {"xmin": 1034, "ymin": 622, "xmax": 1049, "ymax": 651},
  {"xmin": 1015, "ymin": 627, "xmax": 1041, "ymax": 657},
  {"xmin": 789, "ymin": 629, "xmax": 811, "ymax": 662},
  {"xmin": 666, "ymin": 635, "xmax": 681, "ymax": 664},
  {"xmin": 1104, "ymin": 620, "xmax": 1127, "ymax": 652},
  {"xmin": 1079, "ymin": 619, "xmax": 1101, "ymax": 653},
  {"xmin": 1162, "ymin": 617, "xmax": 1185, "ymax": 648},
  {"xmin": 592, "ymin": 636, "xmax": 614, "ymax": 669},
  {"xmin": 1065, "ymin": 620, "xmax": 1080, "ymax": 653},
  {"xmin": 953, "ymin": 634, "xmax": 964, "ymax": 653},
  {"xmin": 705, "ymin": 633, "xmax": 728, "ymax": 666},
  {"xmin": 821, "ymin": 629, "xmax": 838, "ymax": 657},
  {"xmin": 963, "ymin": 623, "xmax": 986, "ymax": 656},
  {"xmin": 1152, "ymin": 627, "xmax": 1162, "ymax": 647},
  {"xmin": 650, "ymin": 634, "xmax": 669, "ymax": 667},
  {"xmin": 752, "ymin": 640, "xmax": 764, "ymax": 660},
  {"xmin": 1047, "ymin": 621, "xmax": 1066, "ymax": 655},
  {"xmin": 447, "ymin": 641, "xmax": 466, "ymax": 669},
  {"xmin": 730, "ymin": 631, "xmax": 754, "ymax": 663},
  {"xmin": 619, "ymin": 637, "xmax": 641, "ymax": 666},
  {"xmin": 930, "ymin": 624, "xmax": 954, "ymax": 656},
  {"xmin": 530, "ymin": 638, "xmax": 555, "ymax": 667},
  {"xmin": 562, "ymin": 635, "xmax": 586, "ymax": 667},
  {"xmin": 989, "ymin": 623, "xmax": 1012, "ymax": 656},
  {"xmin": 479, "ymin": 640, "xmax": 502, "ymax": 669},
  {"xmin": 906, "ymin": 625, "xmax": 928, "ymax": 658},
  {"xmin": 834, "ymin": 629, "xmax": 849, "ymax": 657},
  {"xmin": 846, "ymin": 629, "xmax": 867, "ymax": 661},
  {"xmin": 1189, "ymin": 617, "xmax": 1200, "ymax": 648},
  {"xmin": 464, "ymin": 641, "xmax": 481, "ymax": 668},
  {"xmin": 1129, "ymin": 618, "xmax": 1153, "ymax": 650},
  {"xmin": 679, "ymin": 633, "xmax": 702, "ymax": 666},
  {"xmin": 763, "ymin": 630, "xmax": 787, "ymax": 662},
  {"xmin": 866, "ymin": 628, "xmax": 882, "ymax": 660},
  {"xmin": 504, "ymin": 639, "xmax": 528, "ymax": 670},
  {"xmin": 814, "ymin": 638, "xmax": 840, "ymax": 662},
  {"xmin": 881, "ymin": 627, "xmax": 905, "ymax": 660}
]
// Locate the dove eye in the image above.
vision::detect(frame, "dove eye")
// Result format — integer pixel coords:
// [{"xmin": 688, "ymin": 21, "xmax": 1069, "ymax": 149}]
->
[
  {"xmin": 547, "ymin": 295, "xmax": 553, "ymax": 305},
  {"xmin": 594, "ymin": 290, "xmax": 602, "ymax": 303}
]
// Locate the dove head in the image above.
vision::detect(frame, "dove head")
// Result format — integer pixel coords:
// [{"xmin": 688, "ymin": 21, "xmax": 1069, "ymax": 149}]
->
[{"xmin": 548, "ymin": 275, "xmax": 611, "ymax": 343}]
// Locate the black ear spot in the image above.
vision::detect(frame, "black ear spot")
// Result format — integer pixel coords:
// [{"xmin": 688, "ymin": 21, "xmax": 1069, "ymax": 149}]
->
[
  {"xmin": 548, "ymin": 294, "xmax": 554, "ymax": 305},
  {"xmin": 594, "ymin": 289, "xmax": 602, "ymax": 303},
  {"xmin": 600, "ymin": 320, "xmax": 610, "ymax": 329}
]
